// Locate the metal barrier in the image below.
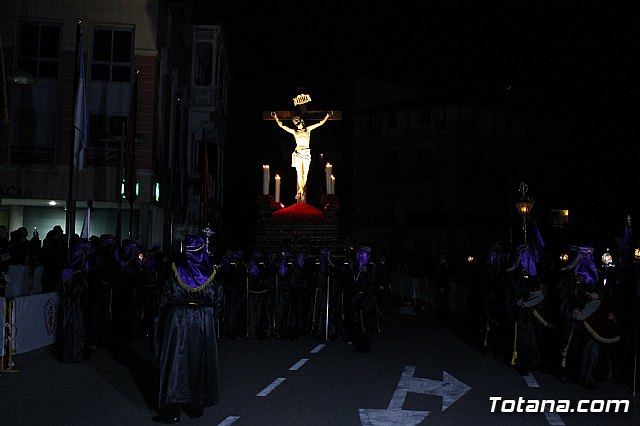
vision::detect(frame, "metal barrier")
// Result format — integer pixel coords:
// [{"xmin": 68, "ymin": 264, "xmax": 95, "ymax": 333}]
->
[{"xmin": 1, "ymin": 298, "xmax": 18, "ymax": 372}]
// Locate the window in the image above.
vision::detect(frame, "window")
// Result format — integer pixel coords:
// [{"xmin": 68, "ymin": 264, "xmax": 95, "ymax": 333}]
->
[
  {"xmin": 195, "ymin": 42, "xmax": 213, "ymax": 86},
  {"xmin": 11, "ymin": 21, "xmax": 60, "ymax": 163},
  {"xmin": 16, "ymin": 22, "xmax": 60, "ymax": 78},
  {"xmin": 87, "ymin": 114, "xmax": 127, "ymax": 166},
  {"xmin": 551, "ymin": 209, "xmax": 569, "ymax": 228},
  {"xmin": 91, "ymin": 29, "xmax": 132, "ymax": 82}
]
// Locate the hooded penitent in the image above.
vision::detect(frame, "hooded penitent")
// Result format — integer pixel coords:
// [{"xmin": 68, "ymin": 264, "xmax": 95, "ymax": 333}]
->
[
  {"xmin": 512, "ymin": 244, "xmax": 537, "ymax": 277},
  {"xmin": 173, "ymin": 234, "xmax": 215, "ymax": 289}
]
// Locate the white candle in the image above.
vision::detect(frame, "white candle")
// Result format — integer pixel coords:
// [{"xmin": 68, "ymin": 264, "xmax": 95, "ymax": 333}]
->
[
  {"xmin": 275, "ymin": 175, "xmax": 281, "ymax": 203},
  {"xmin": 330, "ymin": 175, "xmax": 336, "ymax": 195},
  {"xmin": 262, "ymin": 165, "xmax": 270, "ymax": 195},
  {"xmin": 325, "ymin": 163, "xmax": 332, "ymax": 194}
]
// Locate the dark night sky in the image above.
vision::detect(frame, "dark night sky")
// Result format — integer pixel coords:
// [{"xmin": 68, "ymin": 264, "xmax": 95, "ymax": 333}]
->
[
  {"xmin": 210, "ymin": 0, "xmax": 639, "ymax": 109},
  {"xmin": 198, "ymin": 0, "xmax": 640, "ymax": 235}
]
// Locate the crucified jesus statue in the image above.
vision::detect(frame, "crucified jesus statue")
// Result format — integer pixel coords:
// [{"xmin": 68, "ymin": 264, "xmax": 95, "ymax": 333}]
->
[{"xmin": 271, "ymin": 110, "xmax": 333, "ymax": 203}]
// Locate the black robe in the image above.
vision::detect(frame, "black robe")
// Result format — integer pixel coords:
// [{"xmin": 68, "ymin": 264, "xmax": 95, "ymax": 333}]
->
[
  {"xmin": 308, "ymin": 263, "xmax": 341, "ymax": 340},
  {"xmin": 54, "ymin": 270, "xmax": 88, "ymax": 363},
  {"xmin": 246, "ymin": 264, "xmax": 273, "ymax": 340},
  {"xmin": 156, "ymin": 269, "xmax": 223, "ymax": 407},
  {"xmin": 220, "ymin": 262, "xmax": 246, "ymax": 339},
  {"xmin": 348, "ymin": 262, "xmax": 377, "ymax": 352},
  {"xmin": 506, "ymin": 269, "xmax": 542, "ymax": 372}
]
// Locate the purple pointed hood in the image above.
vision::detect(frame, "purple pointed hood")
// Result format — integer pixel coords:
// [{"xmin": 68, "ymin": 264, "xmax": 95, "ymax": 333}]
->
[{"xmin": 173, "ymin": 234, "xmax": 215, "ymax": 289}]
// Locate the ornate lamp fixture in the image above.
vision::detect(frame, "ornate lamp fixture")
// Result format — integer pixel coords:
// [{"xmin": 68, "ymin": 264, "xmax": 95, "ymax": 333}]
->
[{"xmin": 515, "ymin": 182, "xmax": 534, "ymax": 243}]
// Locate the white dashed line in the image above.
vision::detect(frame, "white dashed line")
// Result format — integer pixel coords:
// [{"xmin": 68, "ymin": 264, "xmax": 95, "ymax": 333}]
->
[
  {"xmin": 257, "ymin": 377, "xmax": 286, "ymax": 396},
  {"xmin": 310, "ymin": 344, "xmax": 326, "ymax": 353},
  {"xmin": 522, "ymin": 373, "xmax": 540, "ymax": 388},
  {"xmin": 289, "ymin": 358, "xmax": 309, "ymax": 371},
  {"xmin": 217, "ymin": 416, "xmax": 240, "ymax": 426},
  {"xmin": 544, "ymin": 411, "xmax": 565, "ymax": 425}
]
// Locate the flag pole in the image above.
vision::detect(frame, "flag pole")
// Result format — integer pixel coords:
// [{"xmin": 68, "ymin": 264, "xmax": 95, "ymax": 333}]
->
[
  {"xmin": 115, "ymin": 123, "xmax": 124, "ymax": 246},
  {"xmin": 1, "ymin": 35, "xmax": 9, "ymax": 132},
  {"xmin": 66, "ymin": 18, "xmax": 82, "ymax": 246},
  {"xmin": 201, "ymin": 127, "xmax": 209, "ymax": 228},
  {"xmin": 126, "ymin": 70, "xmax": 139, "ymax": 241}
]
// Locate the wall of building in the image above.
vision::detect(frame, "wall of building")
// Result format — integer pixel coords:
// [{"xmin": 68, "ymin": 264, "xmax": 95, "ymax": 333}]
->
[
  {"xmin": 350, "ymin": 81, "xmax": 532, "ymax": 261},
  {"xmin": 0, "ymin": 0, "xmax": 166, "ymax": 246}
]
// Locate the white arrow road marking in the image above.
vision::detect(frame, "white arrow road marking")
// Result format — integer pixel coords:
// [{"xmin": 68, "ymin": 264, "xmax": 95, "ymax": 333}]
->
[
  {"xmin": 289, "ymin": 358, "xmax": 309, "ymax": 371},
  {"xmin": 310, "ymin": 344, "xmax": 326, "ymax": 353},
  {"xmin": 217, "ymin": 416, "xmax": 240, "ymax": 425},
  {"xmin": 257, "ymin": 377, "xmax": 286, "ymax": 396},
  {"xmin": 396, "ymin": 366, "xmax": 471, "ymax": 411},
  {"xmin": 359, "ymin": 408, "xmax": 429, "ymax": 426},
  {"xmin": 359, "ymin": 366, "xmax": 471, "ymax": 425}
]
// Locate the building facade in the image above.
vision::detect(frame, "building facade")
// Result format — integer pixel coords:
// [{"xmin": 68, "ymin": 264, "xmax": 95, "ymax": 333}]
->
[
  {"xmin": 349, "ymin": 79, "xmax": 550, "ymax": 261},
  {"xmin": 0, "ymin": 0, "xmax": 228, "ymax": 250}
]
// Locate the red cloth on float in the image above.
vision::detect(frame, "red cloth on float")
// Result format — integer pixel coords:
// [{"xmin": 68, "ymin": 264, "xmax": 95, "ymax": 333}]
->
[{"xmin": 270, "ymin": 204, "xmax": 327, "ymax": 225}]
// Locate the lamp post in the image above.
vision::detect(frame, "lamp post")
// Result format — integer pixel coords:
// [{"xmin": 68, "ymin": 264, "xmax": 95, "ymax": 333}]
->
[{"xmin": 515, "ymin": 182, "xmax": 534, "ymax": 243}]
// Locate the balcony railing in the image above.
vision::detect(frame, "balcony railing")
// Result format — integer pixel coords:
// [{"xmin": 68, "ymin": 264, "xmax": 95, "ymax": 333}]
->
[
  {"xmin": 87, "ymin": 146, "xmax": 120, "ymax": 167},
  {"xmin": 11, "ymin": 146, "xmax": 55, "ymax": 164}
]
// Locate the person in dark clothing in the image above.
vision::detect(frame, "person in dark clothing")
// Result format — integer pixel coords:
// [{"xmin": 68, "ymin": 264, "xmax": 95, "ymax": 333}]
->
[
  {"xmin": 278, "ymin": 252, "xmax": 306, "ymax": 340},
  {"xmin": 308, "ymin": 250, "xmax": 339, "ymax": 340},
  {"xmin": 140, "ymin": 248, "xmax": 161, "ymax": 339},
  {"xmin": 506, "ymin": 244, "xmax": 544, "ymax": 376},
  {"xmin": 433, "ymin": 254, "xmax": 451, "ymax": 319},
  {"xmin": 92, "ymin": 234, "xmax": 122, "ymax": 347},
  {"xmin": 54, "ymin": 237, "xmax": 91, "ymax": 363},
  {"xmin": 9, "ymin": 227, "xmax": 29, "ymax": 265},
  {"xmin": 0, "ymin": 225, "xmax": 9, "ymax": 296},
  {"xmin": 245, "ymin": 252, "xmax": 271, "ymax": 339},
  {"xmin": 219, "ymin": 250, "xmax": 245, "ymax": 339},
  {"xmin": 153, "ymin": 235, "xmax": 223, "ymax": 424},
  {"xmin": 481, "ymin": 243, "xmax": 509, "ymax": 356},
  {"xmin": 118, "ymin": 240, "xmax": 144, "ymax": 339},
  {"xmin": 557, "ymin": 244, "xmax": 620, "ymax": 389},
  {"xmin": 41, "ymin": 225, "xmax": 67, "ymax": 293},
  {"xmin": 348, "ymin": 246, "xmax": 377, "ymax": 352}
]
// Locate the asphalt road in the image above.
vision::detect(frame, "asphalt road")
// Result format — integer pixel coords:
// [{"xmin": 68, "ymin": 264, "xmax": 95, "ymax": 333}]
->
[{"xmin": 2, "ymin": 308, "xmax": 638, "ymax": 426}]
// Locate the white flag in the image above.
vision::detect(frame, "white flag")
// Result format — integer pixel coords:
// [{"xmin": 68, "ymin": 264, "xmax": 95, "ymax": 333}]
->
[{"xmin": 72, "ymin": 23, "xmax": 88, "ymax": 171}]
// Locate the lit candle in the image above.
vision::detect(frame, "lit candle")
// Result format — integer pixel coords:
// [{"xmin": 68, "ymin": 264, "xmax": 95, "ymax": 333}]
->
[
  {"xmin": 275, "ymin": 174, "xmax": 281, "ymax": 203},
  {"xmin": 330, "ymin": 175, "xmax": 336, "ymax": 195},
  {"xmin": 262, "ymin": 165, "xmax": 270, "ymax": 195},
  {"xmin": 325, "ymin": 163, "xmax": 332, "ymax": 194}
]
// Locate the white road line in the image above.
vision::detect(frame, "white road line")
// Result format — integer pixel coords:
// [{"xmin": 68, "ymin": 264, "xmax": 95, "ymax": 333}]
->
[
  {"xmin": 544, "ymin": 412, "xmax": 565, "ymax": 425},
  {"xmin": 523, "ymin": 373, "xmax": 540, "ymax": 388},
  {"xmin": 289, "ymin": 358, "xmax": 309, "ymax": 371},
  {"xmin": 257, "ymin": 377, "xmax": 286, "ymax": 397},
  {"xmin": 217, "ymin": 416, "xmax": 240, "ymax": 426},
  {"xmin": 310, "ymin": 344, "xmax": 326, "ymax": 353}
]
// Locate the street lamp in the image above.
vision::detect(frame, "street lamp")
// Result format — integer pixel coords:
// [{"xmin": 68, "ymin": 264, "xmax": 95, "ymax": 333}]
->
[{"xmin": 515, "ymin": 182, "xmax": 534, "ymax": 243}]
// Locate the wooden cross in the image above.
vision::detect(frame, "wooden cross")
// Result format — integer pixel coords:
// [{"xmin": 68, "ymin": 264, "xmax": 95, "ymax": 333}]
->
[
  {"xmin": 262, "ymin": 90, "xmax": 342, "ymax": 122},
  {"xmin": 263, "ymin": 90, "xmax": 341, "ymax": 203}
]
